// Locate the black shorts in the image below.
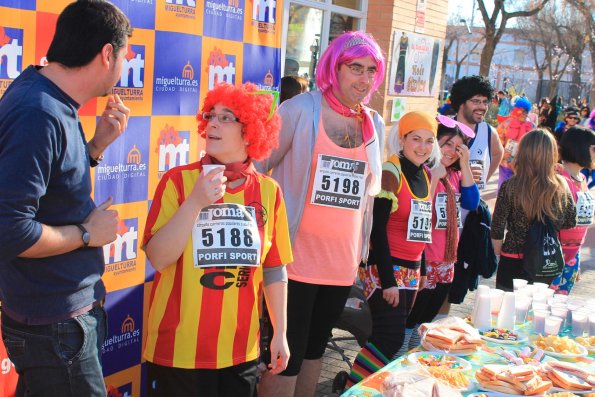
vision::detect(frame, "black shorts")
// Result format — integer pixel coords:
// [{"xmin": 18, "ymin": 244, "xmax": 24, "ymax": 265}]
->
[
  {"xmin": 146, "ymin": 360, "xmax": 257, "ymax": 397},
  {"xmin": 265, "ymin": 280, "xmax": 351, "ymax": 376}
]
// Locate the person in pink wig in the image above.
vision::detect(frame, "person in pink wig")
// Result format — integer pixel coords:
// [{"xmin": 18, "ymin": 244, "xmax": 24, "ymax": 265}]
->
[{"xmin": 257, "ymin": 31, "xmax": 386, "ymax": 397}]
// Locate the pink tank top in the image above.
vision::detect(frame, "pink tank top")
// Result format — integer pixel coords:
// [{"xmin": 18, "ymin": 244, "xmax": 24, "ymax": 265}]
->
[{"xmin": 289, "ymin": 120, "xmax": 369, "ymax": 286}]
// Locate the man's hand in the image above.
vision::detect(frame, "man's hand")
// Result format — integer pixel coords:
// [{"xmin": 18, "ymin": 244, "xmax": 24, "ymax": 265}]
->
[
  {"xmin": 82, "ymin": 197, "xmax": 118, "ymax": 247},
  {"xmin": 267, "ymin": 332, "xmax": 290, "ymax": 375},
  {"xmin": 88, "ymin": 94, "xmax": 130, "ymax": 159},
  {"xmin": 419, "ymin": 276, "xmax": 427, "ymax": 291}
]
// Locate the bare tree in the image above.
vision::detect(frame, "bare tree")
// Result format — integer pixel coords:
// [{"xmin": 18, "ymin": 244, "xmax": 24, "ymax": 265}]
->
[
  {"xmin": 565, "ymin": 0, "xmax": 595, "ymax": 107},
  {"xmin": 477, "ymin": 0, "xmax": 550, "ymax": 76},
  {"xmin": 514, "ymin": 20, "xmax": 550, "ymax": 99},
  {"xmin": 515, "ymin": 4, "xmax": 586, "ymax": 99},
  {"xmin": 442, "ymin": 14, "xmax": 485, "ymax": 88}
]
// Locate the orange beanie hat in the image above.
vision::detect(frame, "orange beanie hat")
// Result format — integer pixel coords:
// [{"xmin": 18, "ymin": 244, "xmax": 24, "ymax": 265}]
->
[{"xmin": 398, "ymin": 111, "xmax": 438, "ymax": 136}]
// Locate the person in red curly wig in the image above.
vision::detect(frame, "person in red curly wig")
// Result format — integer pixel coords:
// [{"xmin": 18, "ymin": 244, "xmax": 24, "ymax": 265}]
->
[{"xmin": 143, "ymin": 82, "xmax": 293, "ymax": 397}]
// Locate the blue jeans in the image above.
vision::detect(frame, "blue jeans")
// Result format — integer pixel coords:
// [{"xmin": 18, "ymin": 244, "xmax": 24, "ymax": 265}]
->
[{"xmin": 1, "ymin": 306, "xmax": 108, "ymax": 397}]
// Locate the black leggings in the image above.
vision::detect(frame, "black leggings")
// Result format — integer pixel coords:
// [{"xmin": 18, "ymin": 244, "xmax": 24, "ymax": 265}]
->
[
  {"xmin": 268, "ymin": 280, "xmax": 351, "ymax": 376},
  {"xmin": 406, "ymin": 283, "xmax": 451, "ymax": 328},
  {"xmin": 366, "ymin": 288, "xmax": 417, "ymax": 359}
]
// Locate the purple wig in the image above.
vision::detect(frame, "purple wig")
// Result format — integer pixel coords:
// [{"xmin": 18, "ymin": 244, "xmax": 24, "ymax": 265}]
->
[{"xmin": 315, "ymin": 31, "xmax": 385, "ymax": 104}]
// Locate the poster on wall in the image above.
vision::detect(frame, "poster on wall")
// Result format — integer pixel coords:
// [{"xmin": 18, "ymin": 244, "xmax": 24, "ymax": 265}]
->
[{"xmin": 388, "ymin": 30, "xmax": 443, "ymax": 97}]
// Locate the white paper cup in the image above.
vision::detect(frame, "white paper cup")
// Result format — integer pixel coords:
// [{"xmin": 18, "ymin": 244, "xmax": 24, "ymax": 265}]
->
[
  {"xmin": 544, "ymin": 316, "xmax": 563, "ymax": 336},
  {"xmin": 567, "ymin": 297, "xmax": 585, "ymax": 307},
  {"xmin": 532, "ymin": 301, "xmax": 549, "ymax": 312},
  {"xmin": 533, "ymin": 293, "xmax": 547, "ymax": 303},
  {"xmin": 543, "ymin": 288, "xmax": 555, "ymax": 299},
  {"xmin": 522, "ymin": 284, "xmax": 536, "ymax": 297},
  {"xmin": 571, "ymin": 311, "xmax": 589, "ymax": 337},
  {"xmin": 553, "ymin": 294, "xmax": 569, "ymax": 302},
  {"xmin": 551, "ymin": 306, "xmax": 568, "ymax": 327},
  {"xmin": 202, "ymin": 164, "xmax": 225, "ymax": 179},
  {"xmin": 532, "ymin": 282, "xmax": 549, "ymax": 290},
  {"xmin": 533, "ymin": 310, "xmax": 549, "ymax": 334},
  {"xmin": 515, "ymin": 297, "xmax": 531, "ymax": 324},
  {"xmin": 513, "ymin": 279, "xmax": 528, "ymax": 291}
]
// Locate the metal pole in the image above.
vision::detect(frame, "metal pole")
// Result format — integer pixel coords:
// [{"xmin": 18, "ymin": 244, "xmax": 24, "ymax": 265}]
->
[{"xmin": 466, "ymin": 0, "xmax": 476, "ymax": 76}]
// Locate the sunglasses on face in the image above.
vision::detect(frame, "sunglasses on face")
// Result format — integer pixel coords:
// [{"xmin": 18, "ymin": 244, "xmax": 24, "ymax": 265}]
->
[{"xmin": 436, "ymin": 114, "xmax": 476, "ymax": 138}]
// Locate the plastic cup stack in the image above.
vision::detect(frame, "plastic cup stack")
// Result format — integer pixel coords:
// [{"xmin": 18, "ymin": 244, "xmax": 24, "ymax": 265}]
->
[
  {"xmin": 474, "ymin": 287, "xmax": 493, "ymax": 332},
  {"xmin": 497, "ymin": 292, "xmax": 516, "ymax": 329},
  {"xmin": 472, "ymin": 285, "xmax": 491, "ymax": 323}
]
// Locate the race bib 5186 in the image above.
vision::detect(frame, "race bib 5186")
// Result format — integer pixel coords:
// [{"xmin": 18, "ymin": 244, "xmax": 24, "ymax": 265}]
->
[{"xmin": 192, "ymin": 203, "xmax": 262, "ymax": 268}]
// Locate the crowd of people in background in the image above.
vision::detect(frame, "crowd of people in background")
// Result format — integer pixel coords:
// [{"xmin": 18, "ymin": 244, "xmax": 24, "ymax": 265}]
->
[{"xmin": 0, "ymin": 2, "xmax": 594, "ymax": 395}]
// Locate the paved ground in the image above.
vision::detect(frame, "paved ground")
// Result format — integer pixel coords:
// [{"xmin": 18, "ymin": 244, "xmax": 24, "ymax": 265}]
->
[{"xmin": 314, "ymin": 172, "xmax": 595, "ymax": 396}]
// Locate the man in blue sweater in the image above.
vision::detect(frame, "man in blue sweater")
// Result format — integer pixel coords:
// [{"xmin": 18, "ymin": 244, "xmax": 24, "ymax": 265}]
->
[{"xmin": 0, "ymin": 1, "xmax": 132, "ymax": 395}]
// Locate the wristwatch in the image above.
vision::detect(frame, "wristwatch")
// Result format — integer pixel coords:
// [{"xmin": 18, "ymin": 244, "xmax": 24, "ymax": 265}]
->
[
  {"xmin": 89, "ymin": 154, "xmax": 104, "ymax": 168},
  {"xmin": 76, "ymin": 224, "xmax": 90, "ymax": 247}
]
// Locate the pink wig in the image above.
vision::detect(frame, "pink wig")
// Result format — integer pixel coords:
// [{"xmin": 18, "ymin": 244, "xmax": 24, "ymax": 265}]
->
[
  {"xmin": 197, "ymin": 83, "xmax": 281, "ymax": 161},
  {"xmin": 315, "ymin": 31, "xmax": 385, "ymax": 104}
]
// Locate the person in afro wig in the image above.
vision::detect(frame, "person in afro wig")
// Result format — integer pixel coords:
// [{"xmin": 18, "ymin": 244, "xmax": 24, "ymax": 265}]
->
[{"xmin": 197, "ymin": 82, "xmax": 281, "ymax": 161}]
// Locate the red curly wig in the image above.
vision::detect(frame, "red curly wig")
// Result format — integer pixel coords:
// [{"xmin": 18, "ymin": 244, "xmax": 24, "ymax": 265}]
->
[{"xmin": 197, "ymin": 82, "xmax": 281, "ymax": 161}]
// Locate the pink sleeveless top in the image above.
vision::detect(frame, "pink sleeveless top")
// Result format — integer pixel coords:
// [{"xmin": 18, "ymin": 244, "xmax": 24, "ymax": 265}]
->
[{"xmin": 288, "ymin": 120, "xmax": 369, "ymax": 286}]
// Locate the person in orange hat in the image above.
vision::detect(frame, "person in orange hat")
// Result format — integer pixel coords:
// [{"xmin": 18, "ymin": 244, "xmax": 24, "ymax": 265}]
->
[{"xmin": 347, "ymin": 111, "xmax": 441, "ymax": 387}]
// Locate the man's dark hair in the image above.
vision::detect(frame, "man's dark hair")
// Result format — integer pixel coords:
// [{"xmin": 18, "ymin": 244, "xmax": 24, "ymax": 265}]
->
[
  {"xmin": 47, "ymin": 0, "xmax": 132, "ymax": 68},
  {"xmin": 280, "ymin": 76, "xmax": 308, "ymax": 103},
  {"xmin": 560, "ymin": 126, "xmax": 595, "ymax": 168},
  {"xmin": 449, "ymin": 75, "xmax": 494, "ymax": 112}
]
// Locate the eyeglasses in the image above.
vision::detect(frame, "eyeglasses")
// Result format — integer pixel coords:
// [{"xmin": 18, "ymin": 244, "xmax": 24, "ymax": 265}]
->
[
  {"xmin": 566, "ymin": 116, "xmax": 579, "ymax": 120},
  {"xmin": 202, "ymin": 112, "xmax": 239, "ymax": 123},
  {"xmin": 467, "ymin": 99, "xmax": 490, "ymax": 106},
  {"xmin": 344, "ymin": 63, "xmax": 378, "ymax": 78}
]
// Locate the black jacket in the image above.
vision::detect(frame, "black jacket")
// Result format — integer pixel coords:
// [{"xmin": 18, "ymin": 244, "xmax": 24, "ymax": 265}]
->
[{"xmin": 449, "ymin": 199, "xmax": 497, "ymax": 304}]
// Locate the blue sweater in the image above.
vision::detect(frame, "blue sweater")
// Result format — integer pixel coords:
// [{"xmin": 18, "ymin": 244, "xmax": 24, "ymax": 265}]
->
[{"xmin": 0, "ymin": 66, "xmax": 105, "ymax": 325}]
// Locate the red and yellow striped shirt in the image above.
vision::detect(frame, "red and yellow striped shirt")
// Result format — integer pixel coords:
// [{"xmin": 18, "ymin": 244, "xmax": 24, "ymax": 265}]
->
[{"xmin": 143, "ymin": 162, "xmax": 292, "ymax": 369}]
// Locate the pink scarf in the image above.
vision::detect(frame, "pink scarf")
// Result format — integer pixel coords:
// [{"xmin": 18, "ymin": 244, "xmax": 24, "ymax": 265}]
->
[{"xmin": 322, "ymin": 91, "xmax": 382, "ymax": 195}]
